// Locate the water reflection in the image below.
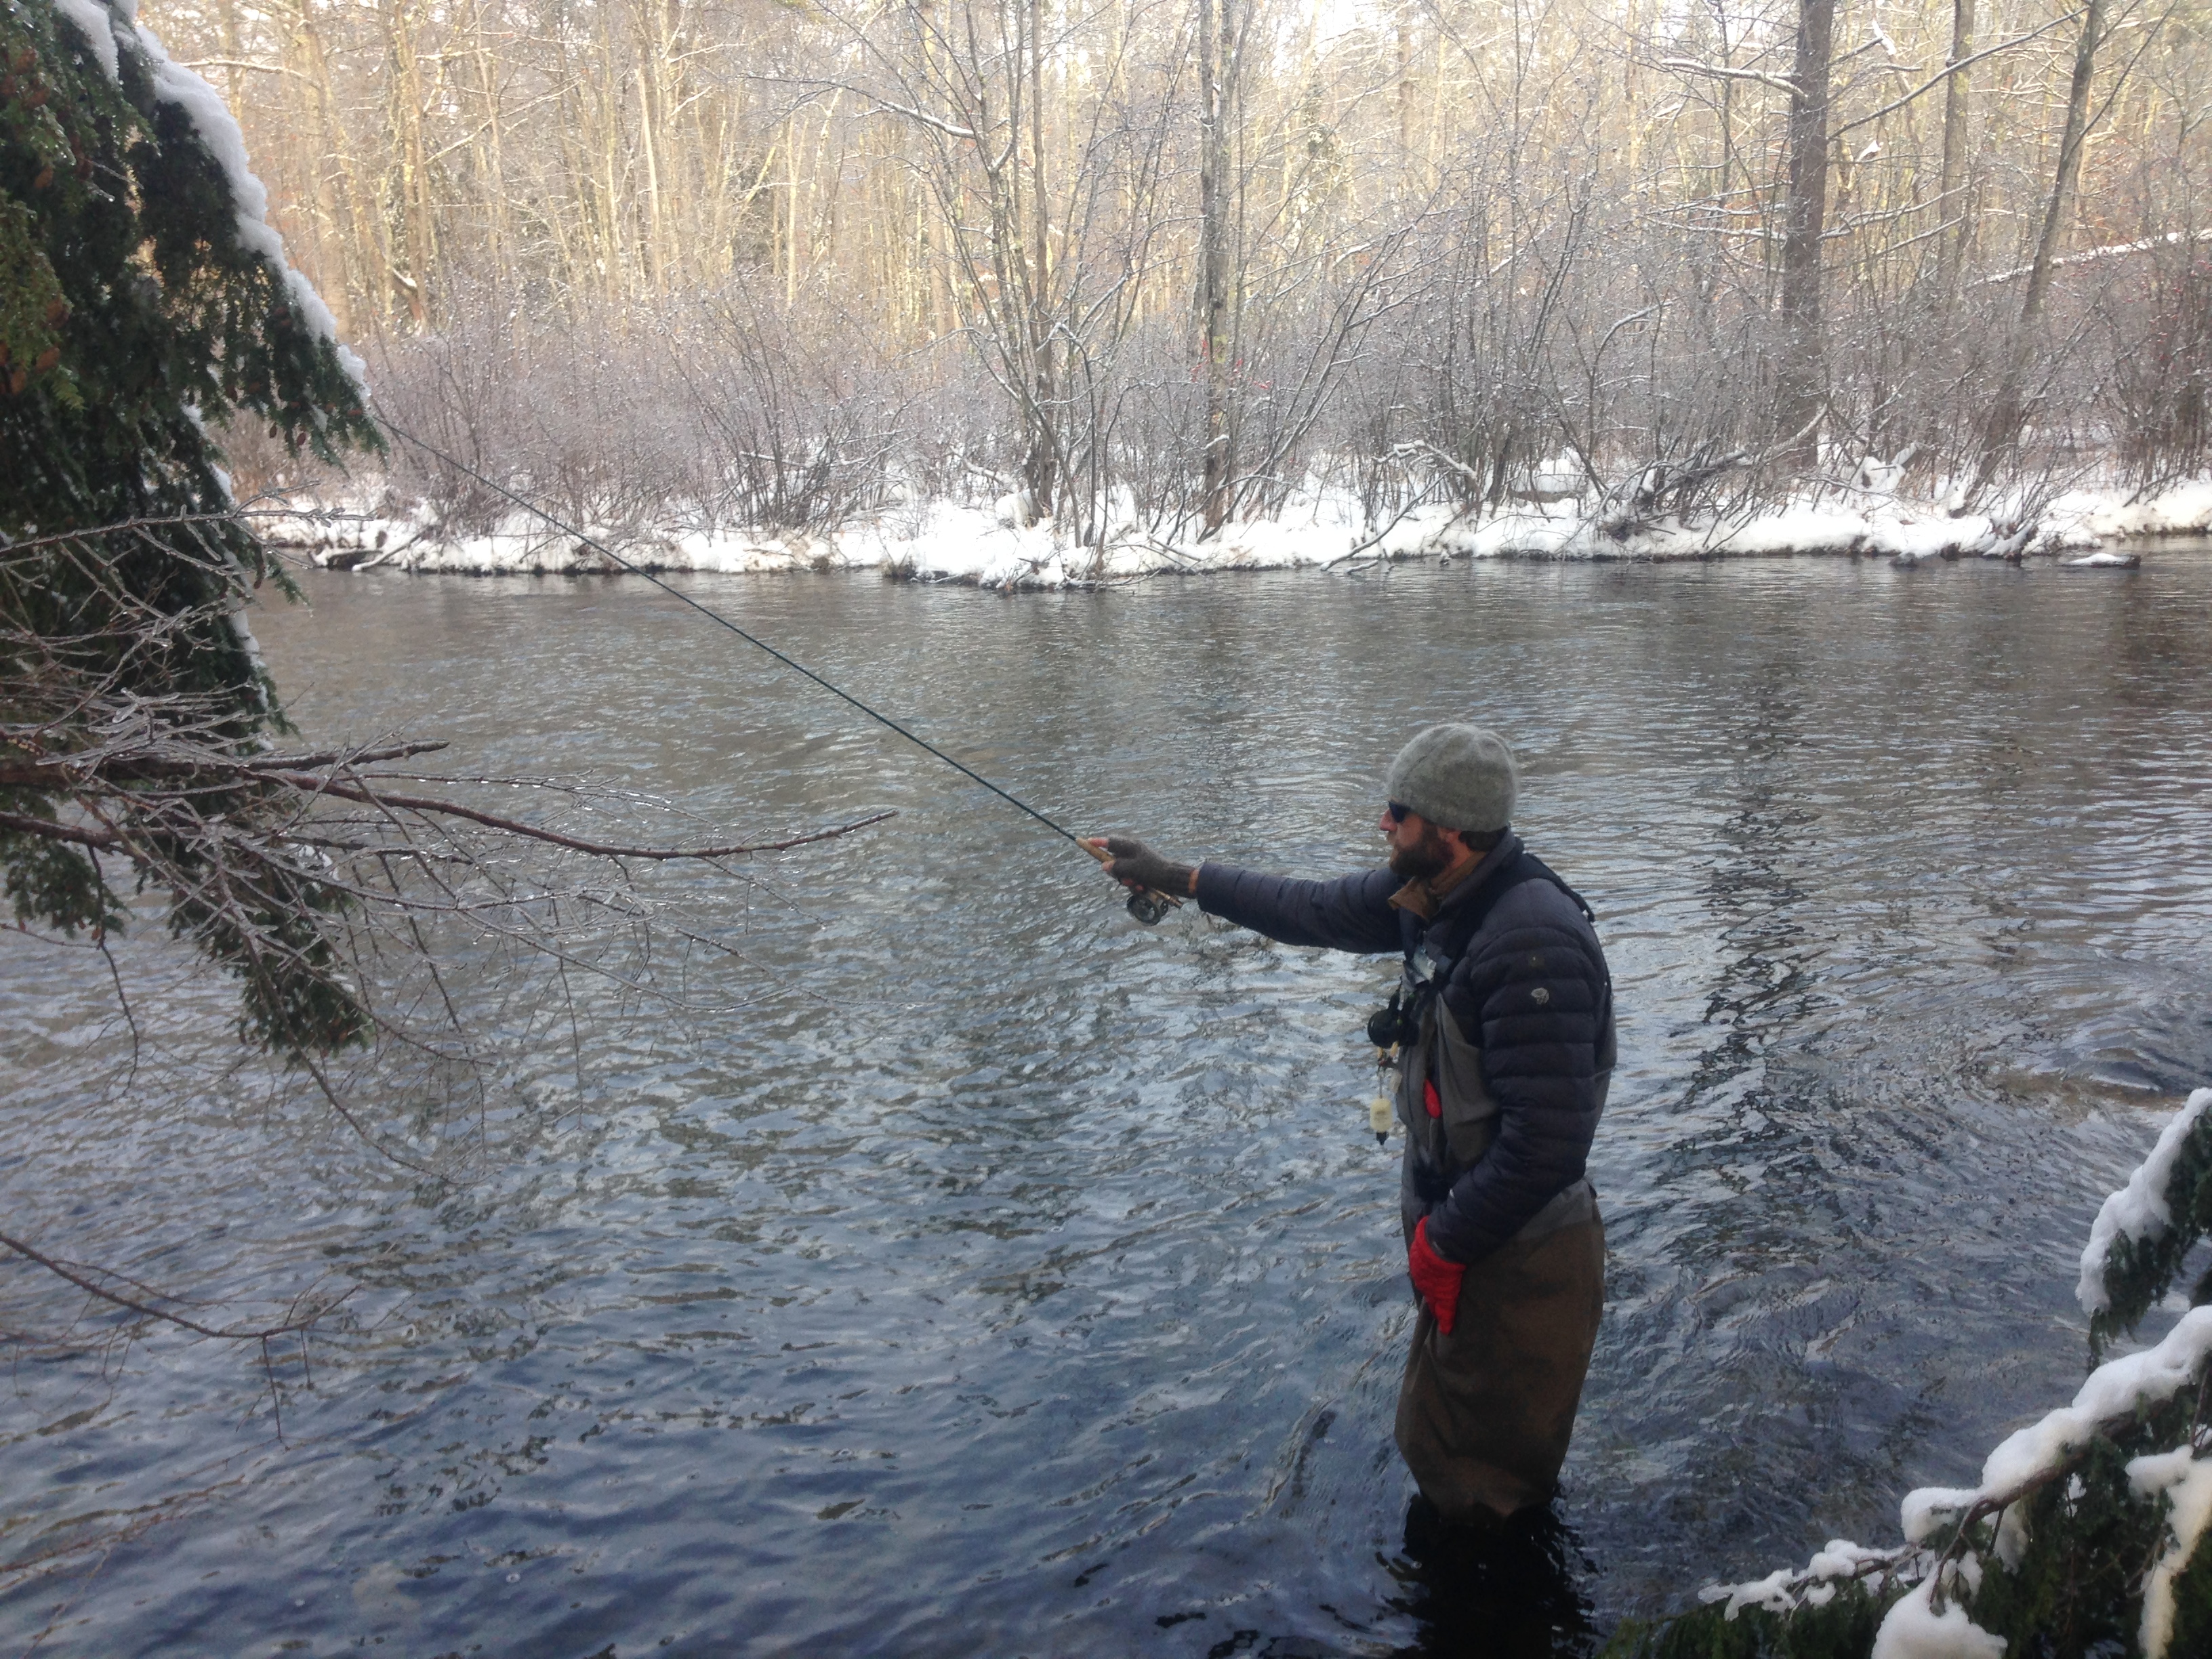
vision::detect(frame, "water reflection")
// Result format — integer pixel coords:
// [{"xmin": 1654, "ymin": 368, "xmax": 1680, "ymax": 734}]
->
[
  {"xmin": 1391, "ymin": 1499, "xmax": 1597, "ymax": 1658},
  {"xmin": 3, "ymin": 552, "xmax": 2211, "ymax": 1656}
]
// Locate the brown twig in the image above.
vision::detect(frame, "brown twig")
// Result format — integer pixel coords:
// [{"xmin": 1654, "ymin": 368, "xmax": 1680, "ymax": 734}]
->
[{"xmin": 0, "ymin": 1231, "xmax": 351, "ymax": 1343}]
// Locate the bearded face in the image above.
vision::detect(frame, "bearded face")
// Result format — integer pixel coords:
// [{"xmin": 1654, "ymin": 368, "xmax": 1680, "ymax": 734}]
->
[{"xmin": 1388, "ymin": 819, "xmax": 1460, "ymax": 883}]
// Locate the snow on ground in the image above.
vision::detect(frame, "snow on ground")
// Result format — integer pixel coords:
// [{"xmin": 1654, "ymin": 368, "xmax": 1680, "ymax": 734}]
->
[
  {"xmin": 269, "ymin": 470, "xmax": 2212, "ymax": 586},
  {"xmin": 2045, "ymin": 477, "xmax": 2212, "ymax": 544}
]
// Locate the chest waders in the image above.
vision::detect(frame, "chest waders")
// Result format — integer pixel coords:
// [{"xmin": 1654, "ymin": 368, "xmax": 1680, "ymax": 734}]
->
[
  {"xmin": 1373, "ymin": 849, "xmax": 1616, "ymax": 1523},
  {"xmin": 1370, "ymin": 851, "xmax": 1613, "ymax": 1242}
]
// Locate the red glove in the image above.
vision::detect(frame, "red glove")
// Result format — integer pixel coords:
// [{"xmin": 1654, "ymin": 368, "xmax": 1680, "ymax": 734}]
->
[{"xmin": 1408, "ymin": 1216, "xmax": 1465, "ymax": 1335}]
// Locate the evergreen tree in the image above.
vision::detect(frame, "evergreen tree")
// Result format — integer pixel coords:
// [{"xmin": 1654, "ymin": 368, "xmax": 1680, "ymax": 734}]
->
[
  {"xmin": 2, "ymin": 0, "xmax": 380, "ymax": 1053},
  {"xmin": 1602, "ymin": 1090, "xmax": 2212, "ymax": 1659}
]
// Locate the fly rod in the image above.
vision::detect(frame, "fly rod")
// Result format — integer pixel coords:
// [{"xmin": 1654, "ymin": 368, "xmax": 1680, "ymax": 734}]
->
[{"xmin": 372, "ymin": 414, "xmax": 1183, "ymax": 924}]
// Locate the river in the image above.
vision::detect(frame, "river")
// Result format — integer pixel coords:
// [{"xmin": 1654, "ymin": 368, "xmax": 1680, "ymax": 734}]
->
[{"xmin": 3, "ymin": 552, "xmax": 2210, "ymax": 1657}]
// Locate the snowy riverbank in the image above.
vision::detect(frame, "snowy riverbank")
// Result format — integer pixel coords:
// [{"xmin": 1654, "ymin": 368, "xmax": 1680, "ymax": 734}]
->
[{"xmin": 270, "ymin": 473, "xmax": 2212, "ymax": 586}]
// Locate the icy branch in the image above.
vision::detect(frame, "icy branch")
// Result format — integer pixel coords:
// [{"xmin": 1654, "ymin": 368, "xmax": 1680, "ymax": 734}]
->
[
  {"xmin": 1699, "ymin": 1540, "xmax": 1924, "ymax": 1620},
  {"xmin": 1656, "ymin": 56, "xmax": 1803, "ymax": 96},
  {"xmin": 1972, "ymin": 227, "xmax": 2212, "ymax": 289}
]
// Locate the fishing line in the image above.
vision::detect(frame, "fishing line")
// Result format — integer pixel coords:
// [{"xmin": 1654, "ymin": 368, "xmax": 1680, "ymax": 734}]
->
[{"xmin": 373, "ymin": 413, "xmax": 1087, "ymax": 849}]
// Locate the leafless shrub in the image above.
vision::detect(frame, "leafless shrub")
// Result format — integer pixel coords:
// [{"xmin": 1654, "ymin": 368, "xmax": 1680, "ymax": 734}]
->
[
  {"xmin": 2097, "ymin": 239, "xmax": 2212, "ymax": 494},
  {"xmin": 345, "ymin": 286, "xmax": 942, "ymax": 546}
]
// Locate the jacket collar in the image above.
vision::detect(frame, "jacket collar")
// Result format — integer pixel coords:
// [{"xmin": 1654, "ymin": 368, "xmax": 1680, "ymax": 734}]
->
[{"xmin": 1387, "ymin": 831, "xmax": 1521, "ymax": 924}]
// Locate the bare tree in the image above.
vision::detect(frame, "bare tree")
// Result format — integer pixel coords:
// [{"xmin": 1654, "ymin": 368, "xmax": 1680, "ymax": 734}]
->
[
  {"xmin": 1778, "ymin": 0, "xmax": 1835, "ymax": 450},
  {"xmin": 1969, "ymin": 0, "xmax": 2110, "ymax": 497},
  {"xmin": 1936, "ymin": 0, "xmax": 1976, "ymax": 295},
  {"xmin": 1195, "ymin": 0, "xmax": 1237, "ymax": 533}
]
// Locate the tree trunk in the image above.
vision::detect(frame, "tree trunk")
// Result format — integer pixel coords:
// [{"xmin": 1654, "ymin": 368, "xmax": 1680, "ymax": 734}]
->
[
  {"xmin": 1197, "ymin": 0, "xmax": 1232, "ymax": 534},
  {"xmin": 283, "ymin": 0, "xmax": 359, "ymax": 337},
  {"xmin": 1776, "ymin": 0, "xmax": 1834, "ymax": 451},
  {"xmin": 637, "ymin": 64, "xmax": 665, "ymax": 291},
  {"xmin": 1969, "ymin": 0, "xmax": 2105, "ymax": 495},
  {"xmin": 213, "ymin": 0, "xmax": 243, "ymax": 111},
  {"xmin": 1021, "ymin": 0, "xmax": 1057, "ymax": 523},
  {"xmin": 1936, "ymin": 0, "xmax": 1975, "ymax": 296},
  {"xmin": 384, "ymin": 0, "xmax": 434, "ymax": 327}
]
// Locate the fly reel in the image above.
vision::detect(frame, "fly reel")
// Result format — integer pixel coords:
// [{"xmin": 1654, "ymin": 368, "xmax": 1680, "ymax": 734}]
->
[{"xmin": 1078, "ymin": 836, "xmax": 1185, "ymax": 928}]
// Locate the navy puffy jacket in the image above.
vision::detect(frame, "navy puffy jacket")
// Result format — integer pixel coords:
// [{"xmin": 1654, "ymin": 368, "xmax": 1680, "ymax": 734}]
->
[{"xmin": 1193, "ymin": 834, "xmax": 1614, "ymax": 1262}]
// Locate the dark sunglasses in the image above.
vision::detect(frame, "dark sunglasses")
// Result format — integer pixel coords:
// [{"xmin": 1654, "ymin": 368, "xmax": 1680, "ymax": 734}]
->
[{"xmin": 1385, "ymin": 802, "xmax": 1413, "ymax": 825}]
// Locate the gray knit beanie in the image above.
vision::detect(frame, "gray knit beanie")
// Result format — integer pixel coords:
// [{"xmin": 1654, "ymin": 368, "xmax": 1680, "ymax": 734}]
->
[{"xmin": 1385, "ymin": 724, "xmax": 1516, "ymax": 833}]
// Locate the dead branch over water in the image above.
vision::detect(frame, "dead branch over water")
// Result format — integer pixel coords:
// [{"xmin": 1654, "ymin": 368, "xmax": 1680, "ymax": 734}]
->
[{"xmin": 0, "ymin": 517, "xmax": 889, "ymax": 1359}]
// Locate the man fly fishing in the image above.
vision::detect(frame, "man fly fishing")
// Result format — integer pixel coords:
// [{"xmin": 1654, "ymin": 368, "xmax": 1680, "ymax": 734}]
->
[
  {"xmin": 1087, "ymin": 724, "xmax": 1614, "ymax": 1531},
  {"xmin": 367, "ymin": 427, "xmax": 1615, "ymax": 1530}
]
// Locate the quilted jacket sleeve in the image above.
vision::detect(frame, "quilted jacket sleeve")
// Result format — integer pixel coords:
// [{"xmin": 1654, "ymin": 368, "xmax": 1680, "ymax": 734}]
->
[
  {"xmin": 1193, "ymin": 863, "xmax": 1403, "ymax": 954},
  {"xmin": 1422, "ymin": 878, "xmax": 1612, "ymax": 1262}
]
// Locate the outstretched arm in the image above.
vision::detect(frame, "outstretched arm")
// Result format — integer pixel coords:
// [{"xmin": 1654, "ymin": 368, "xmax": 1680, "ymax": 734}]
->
[
  {"xmin": 1090, "ymin": 835, "xmax": 1401, "ymax": 953},
  {"xmin": 1193, "ymin": 863, "xmax": 1403, "ymax": 954}
]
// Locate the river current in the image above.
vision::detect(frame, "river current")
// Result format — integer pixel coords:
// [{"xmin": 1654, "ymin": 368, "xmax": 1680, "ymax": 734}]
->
[{"xmin": 3, "ymin": 552, "xmax": 2210, "ymax": 1657}]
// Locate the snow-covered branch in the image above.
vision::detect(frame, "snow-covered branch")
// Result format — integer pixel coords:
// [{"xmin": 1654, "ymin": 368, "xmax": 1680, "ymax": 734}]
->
[{"xmin": 1671, "ymin": 1087, "xmax": 2212, "ymax": 1659}]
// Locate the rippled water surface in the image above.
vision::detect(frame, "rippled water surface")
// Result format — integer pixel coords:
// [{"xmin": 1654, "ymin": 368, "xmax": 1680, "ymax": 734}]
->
[{"xmin": 5, "ymin": 552, "xmax": 2211, "ymax": 1657}]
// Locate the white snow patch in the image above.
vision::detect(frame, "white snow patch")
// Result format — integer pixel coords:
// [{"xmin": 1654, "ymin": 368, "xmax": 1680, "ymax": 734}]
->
[
  {"xmin": 1712, "ymin": 1567, "xmax": 1797, "ymax": 1619},
  {"xmin": 2128, "ymin": 1446, "xmax": 2212, "ymax": 1659},
  {"xmin": 1870, "ymin": 1574, "xmax": 2007, "ymax": 1659},
  {"xmin": 275, "ymin": 460, "xmax": 2212, "ymax": 583},
  {"xmin": 53, "ymin": 0, "xmax": 121, "ymax": 79},
  {"xmin": 1993, "ymin": 1502, "xmax": 2030, "ymax": 1570},
  {"xmin": 1901, "ymin": 1489, "xmax": 1980, "ymax": 1547},
  {"xmin": 2041, "ymin": 478, "xmax": 2212, "ymax": 546},
  {"xmin": 283, "ymin": 485, "xmax": 1452, "ymax": 581},
  {"xmin": 2078, "ymin": 1089, "xmax": 2212, "ymax": 1315}
]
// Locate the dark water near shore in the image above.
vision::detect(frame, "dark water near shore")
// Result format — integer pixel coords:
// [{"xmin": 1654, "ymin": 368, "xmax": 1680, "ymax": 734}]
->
[{"xmin": 4, "ymin": 552, "xmax": 2211, "ymax": 1657}]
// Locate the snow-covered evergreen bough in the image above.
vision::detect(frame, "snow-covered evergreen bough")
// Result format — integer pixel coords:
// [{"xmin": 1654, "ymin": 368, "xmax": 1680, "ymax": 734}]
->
[
  {"xmin": 3, "ymin": 0, "xmax": 878, "ymax": 1182},
  {"xmin": 1, "ymin": 0, "xmax": 381, "ymax": 1052},
  {"xmin": 1606, "ymin": 1088, "xmax": 2212, "ymax": 1659}
]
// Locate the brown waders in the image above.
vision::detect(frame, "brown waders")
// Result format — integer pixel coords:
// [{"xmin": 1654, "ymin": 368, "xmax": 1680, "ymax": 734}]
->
[
  {"xmin": 1393, "ymin": 1185, "xmax": 1605, "ymax": 1521},
  {"xmin": 1386, "ymin": 855, "xmax": 1614, "ymax": 1524}
]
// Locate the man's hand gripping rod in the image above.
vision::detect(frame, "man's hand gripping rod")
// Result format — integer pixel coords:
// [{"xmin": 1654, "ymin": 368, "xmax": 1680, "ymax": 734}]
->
[{"xmin": 1077, "ymin": 838, "xmax": 1187, "ymax": 926}]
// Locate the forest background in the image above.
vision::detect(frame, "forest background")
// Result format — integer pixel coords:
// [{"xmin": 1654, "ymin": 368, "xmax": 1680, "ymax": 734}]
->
[{"xmin": 142, "ymin": 0, "xmax": 2212, "ymax": 560}]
